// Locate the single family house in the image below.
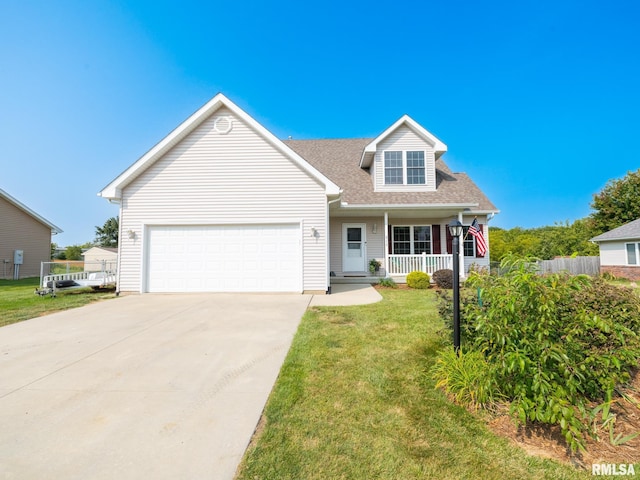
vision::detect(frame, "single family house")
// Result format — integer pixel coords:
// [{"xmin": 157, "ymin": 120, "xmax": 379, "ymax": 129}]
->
[
  {"xmin": 82, "ymin": 246, "xmax": 118, "ymax": 272},
  {"xmin": 0, "ymin": 188, "xmax": 62, "ymax": 279},
  {"xmin": 99, "ymin": 94, "xmax": 498, "ymax": 294},
  {"xmin": 591, "ymin": 218, "xmax": 640, "ymax": 281}
]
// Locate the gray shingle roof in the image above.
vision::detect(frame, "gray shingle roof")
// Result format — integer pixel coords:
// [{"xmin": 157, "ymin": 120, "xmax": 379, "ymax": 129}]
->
[
  {"xmin": 591, "ymin": 218, "xmax": 640, "ymax": 242},
  {"xmin": 284, "ymin": 138, "xmax": 498, "ymax": 211}
]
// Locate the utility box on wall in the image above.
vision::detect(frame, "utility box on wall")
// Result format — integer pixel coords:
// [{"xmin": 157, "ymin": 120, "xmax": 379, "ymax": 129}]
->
[{"xmin": 14, "ymin": 250, "xmax": 24, "ymax": 265}]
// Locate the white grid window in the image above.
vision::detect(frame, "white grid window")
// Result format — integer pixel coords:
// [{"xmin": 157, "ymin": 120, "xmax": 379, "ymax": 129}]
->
[
  {"xmin": 383, "ymin": 151, "xmax": 426, "ymax": 185},
  {"xmin": 393, "ymin": 226, "xmax": 432, "ymax": 254}
]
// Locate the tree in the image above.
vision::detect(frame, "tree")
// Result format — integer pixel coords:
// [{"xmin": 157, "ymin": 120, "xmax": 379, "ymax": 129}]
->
[
  {"xmin": 589, "ymin": 168, "xmax": 640, "ymax": 235},
  {"xmin": 65, "ymin": 245, "xmax": 83, "ymax": 261},
  {"xmin": 95, "ymin": 217, "xmax": 119, "ymax": 247}
]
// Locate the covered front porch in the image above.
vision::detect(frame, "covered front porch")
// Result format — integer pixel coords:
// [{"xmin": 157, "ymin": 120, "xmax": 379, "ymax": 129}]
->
[{"xmin": 327, "ymin": 205, "xmax": 490, "ymax": 284}]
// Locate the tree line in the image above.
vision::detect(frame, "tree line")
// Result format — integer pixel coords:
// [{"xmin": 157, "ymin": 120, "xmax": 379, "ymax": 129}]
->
[
  {"xmin": 52, "ymin": 217, "xmax": 119, "ymax": 260},
  {"xmin": 490, "ymin": 168, "xmax": 640, "ymax": 261}
]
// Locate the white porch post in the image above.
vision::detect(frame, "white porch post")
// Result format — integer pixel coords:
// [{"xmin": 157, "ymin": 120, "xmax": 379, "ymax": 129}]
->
[{"xmin": 384, "ymin": 211, "xmax": 389, "ymax": 276}]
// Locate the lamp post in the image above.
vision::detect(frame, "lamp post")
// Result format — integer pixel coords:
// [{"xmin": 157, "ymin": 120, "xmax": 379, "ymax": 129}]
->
[{"xmin": 448, "ymin": 220, "xmax": 464, "ymax": 353}]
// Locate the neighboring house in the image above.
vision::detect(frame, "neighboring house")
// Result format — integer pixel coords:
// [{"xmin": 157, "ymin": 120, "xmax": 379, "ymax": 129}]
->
[
  {"xmin": 0, "ymin": 188, "xmax": 62, "ymax": 279},
  {"xmin": 591, "ymin": 218, "xmax": 640, "ymax": 281},
  {"xmin": 82, "ymin": 246, "xmax": 118, "ymax": 272},
  {"xmin": 99, "ymin": 94, "xmax": 498, "ymax": 294}
]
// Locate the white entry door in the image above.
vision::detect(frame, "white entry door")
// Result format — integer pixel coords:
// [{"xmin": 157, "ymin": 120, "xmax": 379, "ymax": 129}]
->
[{"xmin": 342, "ymin": 223, "xmax": 366, "ymax": 272}]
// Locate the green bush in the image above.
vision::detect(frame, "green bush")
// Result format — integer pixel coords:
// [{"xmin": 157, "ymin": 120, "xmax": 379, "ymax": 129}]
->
[
  {"xmin": 377, "ymin": 277, "xmax": 398, "ymax": 288},
  {"xmin": 432, "ymin": 269, "xmax": 454, "ymax": 289},
  {"xmin": 436, "ymin": 254, "xmax": 640, "ymax": 452},
  {"xmin": 406, "ymin": 271, "xmax": 430, "ymax": 289}
]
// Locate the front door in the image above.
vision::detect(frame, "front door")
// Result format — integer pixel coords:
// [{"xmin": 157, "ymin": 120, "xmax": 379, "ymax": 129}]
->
[{"xmin": 342, "ymin": 223, "xmax": 367, "ymax": 272}]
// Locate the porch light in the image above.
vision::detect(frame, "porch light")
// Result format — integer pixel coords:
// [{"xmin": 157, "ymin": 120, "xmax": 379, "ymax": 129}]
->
[
  {"xmin": 447, "ymin": 220, "xmax": 463, "ymax": 354},
  {"xmin": 372, "ymin": 223, "xmax": 377, "ymax": 234},
  {"xmin": 127, "ymin": 229, "xmax": 136, "ymax": 239},
  {"xmin": 447, "ymin": 220, "xmax": 464, "ymax": 238}
]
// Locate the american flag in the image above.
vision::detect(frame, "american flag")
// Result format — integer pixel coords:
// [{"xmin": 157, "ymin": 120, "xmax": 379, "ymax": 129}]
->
[{"xmin": 468, "ymin": 218, "xmax": 487, "ymax": 257}]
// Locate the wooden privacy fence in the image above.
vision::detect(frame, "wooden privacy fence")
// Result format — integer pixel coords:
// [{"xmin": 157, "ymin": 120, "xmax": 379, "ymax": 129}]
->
[{"xmin": 537, "ymin": 256, "xmax": 600, "ymax": 276}]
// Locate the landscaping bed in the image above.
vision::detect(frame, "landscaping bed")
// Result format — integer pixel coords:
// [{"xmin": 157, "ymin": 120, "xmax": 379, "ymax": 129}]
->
[{"xmin": 236, "ymin": 288, "xmax": 589, "ymax": 479}]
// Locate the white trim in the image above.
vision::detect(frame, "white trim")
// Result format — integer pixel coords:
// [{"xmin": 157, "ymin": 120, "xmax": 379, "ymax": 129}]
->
[
  {"xmin": 99, "ymin": 93, "xmax": 340, "ymax": 200},
  {"xmin": 360, "ymin": 115, "xmax": 447, "ymax": 168},
  {"xmin": 0, "ymin": 188, "xmax": 63, "ymax": 234},
  {"xmin": 626, "ymin": 242, "xmax": 640, "ymax": 266},
  {"xmin": 341, "ymin": 203, "xmax": 479, "ymax": 209},
  {"xmin": 391, "ymin": 225, "xmax": 433, "ymax": 255},
  {"xmin": 382, "ymin": 149, "xmax": 428, "ymax": 186}
]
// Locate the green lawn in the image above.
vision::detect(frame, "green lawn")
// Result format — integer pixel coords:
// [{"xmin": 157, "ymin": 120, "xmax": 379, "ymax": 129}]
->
[
  {"xmin": 0, "ymin": 277, "xmax": 117, "ymax": 327},
  {"xmin": 236, "ymin": 288, "xmax": 590, "ymax": 480}
]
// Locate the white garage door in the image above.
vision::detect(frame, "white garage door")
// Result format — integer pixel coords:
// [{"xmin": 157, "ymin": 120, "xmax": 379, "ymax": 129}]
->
[{"xmin": 146, "ymin": 225, "xmax": 301, "ymax": 293}]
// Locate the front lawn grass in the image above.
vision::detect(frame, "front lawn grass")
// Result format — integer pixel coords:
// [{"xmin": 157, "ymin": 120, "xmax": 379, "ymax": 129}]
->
[
  {"xmin": 236, "ymin": 289, "xmax": 589, "ymax": 480},
  {"xmin": 0, "ymin": 277, "xmax": 117, "ymax": 327}
]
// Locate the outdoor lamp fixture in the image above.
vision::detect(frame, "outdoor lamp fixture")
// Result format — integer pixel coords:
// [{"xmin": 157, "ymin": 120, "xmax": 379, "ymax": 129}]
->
[
  {"xmin": 127, "ymin": 229, "xmax": 136, "ymax": 239},
  {"xmin": 448, "ymin": 220, "xmax": 463, "ymax": 353}
]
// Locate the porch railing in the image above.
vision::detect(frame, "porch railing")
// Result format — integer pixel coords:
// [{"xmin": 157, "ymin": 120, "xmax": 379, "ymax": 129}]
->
[{"xmin": 387, "ymin": 253, "xmax": 453, "ymax": 275}]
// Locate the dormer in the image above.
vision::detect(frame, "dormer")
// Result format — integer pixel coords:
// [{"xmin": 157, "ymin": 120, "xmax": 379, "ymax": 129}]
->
[{"xmin": 360, "ymin": 115, "xmax": 447, "ymax": 192}]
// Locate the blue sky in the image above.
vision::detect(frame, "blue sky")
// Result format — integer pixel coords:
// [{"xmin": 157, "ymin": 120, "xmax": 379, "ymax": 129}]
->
[{"xmin": 1, "ymin": 0, "xmax": 639, "ymax": 246}]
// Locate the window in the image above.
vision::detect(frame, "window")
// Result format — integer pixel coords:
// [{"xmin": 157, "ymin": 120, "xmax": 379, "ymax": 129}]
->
[
  {"xmin": 384, "ymin": 151, "xmax": 403, "ymax": 184},
  {"xmin": 384, "ymin": 151, "xmax": 426, "ymax": 185},
  {"xmin": 393, "ymin": 226, "xmax": 432, "ymax": 254},
  {"xmin": 627, "ymin": 243, "xmax": 640, "ymax": 265},
  {"xmin": 406, "ymin": 151, "xmax": 425, "ymax": 184},
  {"xmin": 462, "ymin": 227, "xmax": 475, "ymax": 257}
]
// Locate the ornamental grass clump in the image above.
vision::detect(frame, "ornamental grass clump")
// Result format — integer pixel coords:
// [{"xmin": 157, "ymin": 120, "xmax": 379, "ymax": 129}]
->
[{"xmin": 432, "ymin": 254, "xmax": 640, "ymax": 453}]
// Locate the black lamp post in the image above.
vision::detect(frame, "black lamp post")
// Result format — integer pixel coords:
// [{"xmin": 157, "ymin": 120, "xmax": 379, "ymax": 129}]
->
[{"xmin": 448, "ymin": 220, "xmax": 464, "ymax": 353}]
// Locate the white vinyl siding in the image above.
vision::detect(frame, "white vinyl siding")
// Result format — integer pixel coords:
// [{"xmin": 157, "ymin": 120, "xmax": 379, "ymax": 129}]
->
[
  {"xmin": 118, "ymin": 107, "xmax": 328, "ymax": 293},
  {"xmin": 374, "ymin": 125, "xmax": 436, "ymax": 192},
  {"xmin": 599, "ymin": 241, "xmax": 634, "ymax": 266}
]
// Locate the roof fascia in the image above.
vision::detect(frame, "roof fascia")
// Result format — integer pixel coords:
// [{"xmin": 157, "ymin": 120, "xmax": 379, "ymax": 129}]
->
[
  {"xmin": 338, "ymin": 202, "xmax": 479, "ymax": 210},
  {"xmin": 99, "ymin": 93, "xmax": 340, "ymax": 200},
  {"xmin": 359, "ymin": 115, "xmax": 448, "ymax": 168},
  {"xmin": 0, "ymin": 188, "xmax": 63, "ymax": 234}
]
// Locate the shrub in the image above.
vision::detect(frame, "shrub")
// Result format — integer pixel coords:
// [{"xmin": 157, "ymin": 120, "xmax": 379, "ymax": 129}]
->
[
  {"xmin": 377, "ymin": 277, "xmax": 398, "ymax": 288},
  {"xmin": 406, "ymin": 271, "xmax": 430, "ymax": 289},
  {"xmin": 458, "ymin": 254, "xmax": 640, "ymax": 452},
  {"xmin": 432, "ymin": 269, "xmax": 454, "ymax": 289}
]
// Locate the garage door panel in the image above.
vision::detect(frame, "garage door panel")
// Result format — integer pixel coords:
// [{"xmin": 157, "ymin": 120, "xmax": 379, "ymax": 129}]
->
[{"xmin": 146, "ymin": 225, "xmax": 301, "ymax": 293}]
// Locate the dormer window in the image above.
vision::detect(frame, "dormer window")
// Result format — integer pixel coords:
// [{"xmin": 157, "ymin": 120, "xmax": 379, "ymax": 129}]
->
[{"xmin": 384, "ymin": 151, "xmax": 425, "ymax": 185}]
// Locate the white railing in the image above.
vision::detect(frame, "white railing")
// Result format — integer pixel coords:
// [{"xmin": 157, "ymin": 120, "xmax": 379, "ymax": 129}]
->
[
  {"xmin": 387, "ymin": 253, "xmax": 453, "ymax": 275},
  {"xmin": 40, "ymin": 261, "xmax": 117, "ymax": 288}
]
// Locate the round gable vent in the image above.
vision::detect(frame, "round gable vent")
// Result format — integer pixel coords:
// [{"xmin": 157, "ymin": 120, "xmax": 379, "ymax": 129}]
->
[{"xmin": 213, "ymin": 116, "xmax": 233, "ymax": 134}]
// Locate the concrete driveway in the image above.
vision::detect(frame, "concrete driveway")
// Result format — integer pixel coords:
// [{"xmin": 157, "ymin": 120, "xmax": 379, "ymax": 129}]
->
[{"xmin": 0, "ymin": 293, "xmax": 312, "ymax": 480}]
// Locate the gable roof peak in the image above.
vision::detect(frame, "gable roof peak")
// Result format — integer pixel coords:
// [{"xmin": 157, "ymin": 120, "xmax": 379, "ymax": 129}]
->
[
  {"xmin": 360, "ymin": 115, "xmax": 447, "ymax": 168},
  {"xmin": 99, "ymin": 93, "xmax": 340, "ymax": 200},
  {"xmin": 0, "ymin": 188, "xmax": 62, "ymax": 234}
]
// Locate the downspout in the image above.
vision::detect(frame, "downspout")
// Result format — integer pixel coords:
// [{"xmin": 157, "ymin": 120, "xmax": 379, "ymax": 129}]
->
[{"xmin": 326, "ymin": 195, "xmax": 343, "ymax": 294}]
